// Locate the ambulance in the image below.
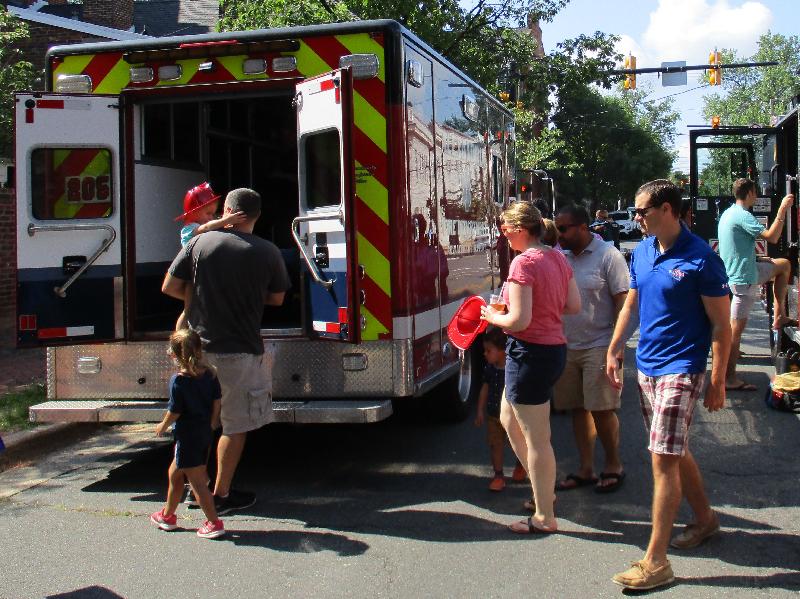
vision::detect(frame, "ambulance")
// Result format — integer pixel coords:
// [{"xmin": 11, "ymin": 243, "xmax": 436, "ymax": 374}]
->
[{"xmin": 15, "ymin": 20, "xmax": 514, "ymax": 424}]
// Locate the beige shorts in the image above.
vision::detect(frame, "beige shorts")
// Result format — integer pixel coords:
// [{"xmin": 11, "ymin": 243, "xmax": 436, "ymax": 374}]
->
[
  {"xmin": 206, "ymin": 350, "xmax": 274, "ymax": 435},
  {"xmin": 553, "ymin": 346, "xmax": 621, "ymax": 411}
]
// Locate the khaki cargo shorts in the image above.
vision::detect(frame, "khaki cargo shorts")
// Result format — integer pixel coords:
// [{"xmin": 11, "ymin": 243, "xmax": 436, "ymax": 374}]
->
[
  {"xmin": 553, "ymin": 345, "xmax": 621, "ymax": 412},
  {"xmin": 206, "ymin": 349, "xmax": 274, "ymax": 435}
]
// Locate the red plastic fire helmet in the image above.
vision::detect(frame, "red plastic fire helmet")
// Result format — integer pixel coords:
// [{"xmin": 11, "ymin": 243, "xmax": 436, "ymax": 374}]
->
[
  {"xmin": 447, "ymin": 295, "xmax": 488, "ymax": 351},
  {"xmin": 174, "ymin": 182, "xmax": 222, "ymax": 223}
]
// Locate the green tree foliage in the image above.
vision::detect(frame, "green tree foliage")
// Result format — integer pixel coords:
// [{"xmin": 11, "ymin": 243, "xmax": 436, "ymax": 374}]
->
[
  {"xmin": 0, "ymin": 9, "xmax": 35, "ymax": 158},
  {"xmin": 549, "ymin": 85, "xmax": 676, "ymax": 211},
  {"xmin": 219, "ymin": 0, "xmax": 675, "ymax": 210},
  {"xmin": 702, "ymin": 32, "xmax": 800, "ymax": 127}
]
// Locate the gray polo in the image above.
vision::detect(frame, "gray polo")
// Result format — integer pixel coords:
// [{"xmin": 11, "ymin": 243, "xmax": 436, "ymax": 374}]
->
[{"xmin": 561, "ymin": 237, "xmax": 630, "ymax": 350}]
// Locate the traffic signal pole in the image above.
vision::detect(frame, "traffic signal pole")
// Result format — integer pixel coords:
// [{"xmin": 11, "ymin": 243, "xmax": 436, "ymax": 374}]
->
[{"xmin": 610, "ymin": 60, "xmax": 778, "ymax": 76}]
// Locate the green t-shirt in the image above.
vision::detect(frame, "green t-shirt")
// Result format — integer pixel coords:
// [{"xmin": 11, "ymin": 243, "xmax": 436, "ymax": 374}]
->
[{"xmin": 718, "ymin": 203, "xmax": 765, "ymax": 285}]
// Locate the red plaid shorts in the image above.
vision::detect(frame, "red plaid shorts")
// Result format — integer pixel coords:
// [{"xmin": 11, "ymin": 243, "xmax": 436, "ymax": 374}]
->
[{"xmin": 637, "ymin": 372, "xmax": 705, "ymax": 456}]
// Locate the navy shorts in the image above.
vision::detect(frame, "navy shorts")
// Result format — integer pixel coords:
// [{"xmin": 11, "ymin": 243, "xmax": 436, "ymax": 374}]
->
[
  {"xmin": 504, "ymin": 337, "xmax": 567, "ymax": 406},
  {"xmin": 174, "ymin": 438, "xmax": 210, "ymax": 469}
]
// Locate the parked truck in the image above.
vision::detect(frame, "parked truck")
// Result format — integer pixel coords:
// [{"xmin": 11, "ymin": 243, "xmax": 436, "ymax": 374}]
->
[
  {"xmin": 15, "ymin": 20, "xmax": 514, "ymax": 424},
  {"xmin": 688, "ymin": 99, "xmax": 799, "ymax": 366}
]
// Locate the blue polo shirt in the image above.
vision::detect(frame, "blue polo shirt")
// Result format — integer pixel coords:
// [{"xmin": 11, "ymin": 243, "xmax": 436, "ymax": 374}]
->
[{"xmin": 630, "ymin": 224, "xmax": 729, "ymax": 376}]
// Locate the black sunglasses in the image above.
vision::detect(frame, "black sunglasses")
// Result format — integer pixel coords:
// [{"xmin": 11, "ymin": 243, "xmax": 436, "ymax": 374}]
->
[
  {"xmin": 633, "ymin": 203, "xmax": 663, "ymax": 218},
  {"xmin": 556, "ymin": 223, "xmax": 580, "ymax": 233}
]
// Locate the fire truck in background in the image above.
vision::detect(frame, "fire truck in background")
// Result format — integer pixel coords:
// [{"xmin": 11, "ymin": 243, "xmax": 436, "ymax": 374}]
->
[
  {"xmin": 14, "ymin": 20, "xmax": 514, "ymax": 424},
  {"xmin": 689, "ymin": 98, "xmax": 800, "ymax": 366}
]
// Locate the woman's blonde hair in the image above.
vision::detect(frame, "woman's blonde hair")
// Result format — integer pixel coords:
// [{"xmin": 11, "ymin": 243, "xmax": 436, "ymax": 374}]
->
[
  {"xmin": 541, "ymin": 218, "xmax": 558, "ymax": 247},
  {"xmin": 169, "ymin": 329, "xmax": 211, "ymax": 378},
  {"xmin": 501, "ymin": 201, "xmax": 543, "ymax": 238}
]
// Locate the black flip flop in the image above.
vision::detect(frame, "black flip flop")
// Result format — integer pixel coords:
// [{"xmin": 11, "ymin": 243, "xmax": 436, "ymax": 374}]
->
[
  {"xmin": 555, "ymin": 473, "xmax": 598, "ymax": 491},
  {"xmin": 595, "ymin": 471, "xmax": 626, "ymax": 494},
  {"xmin": 509, "ymin": 516, "xmax": 557, "ymax": 535}
]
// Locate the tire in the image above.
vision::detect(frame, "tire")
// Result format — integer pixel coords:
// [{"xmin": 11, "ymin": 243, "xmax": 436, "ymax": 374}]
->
[{"xmin": 435, "ymin": 346, "xmax": 482, "ymax": 422}]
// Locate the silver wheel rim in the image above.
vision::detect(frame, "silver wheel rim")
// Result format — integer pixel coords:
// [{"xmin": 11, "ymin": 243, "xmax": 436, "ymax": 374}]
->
[{"xmin": 457, "ymin": 351, "xmax": 472, "ymax": 404}]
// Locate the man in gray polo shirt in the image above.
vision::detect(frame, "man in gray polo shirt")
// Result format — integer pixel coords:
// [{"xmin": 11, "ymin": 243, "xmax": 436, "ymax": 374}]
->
[{"xmin": 554, "ymin": 204, "xmax": 630, "ymax": 493}]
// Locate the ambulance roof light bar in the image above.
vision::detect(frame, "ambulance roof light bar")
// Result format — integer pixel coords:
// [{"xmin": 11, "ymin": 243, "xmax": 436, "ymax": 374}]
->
[{"xmin": 122, "ymin": 39, "xmax": 300, "ymax": 64}]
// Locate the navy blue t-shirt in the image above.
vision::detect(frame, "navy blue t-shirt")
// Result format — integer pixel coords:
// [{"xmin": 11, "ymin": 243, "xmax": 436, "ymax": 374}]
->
[
  {"xmin": 167, "ymin": 370, "xmax": 221, "ymax": 445},
  {"xmin": 630, "ymin": 224, "xmax": 729, "ymax": 376},
  {"xmin": 482, "ymin": 363, "xmax": 505, "ymax": 418}
]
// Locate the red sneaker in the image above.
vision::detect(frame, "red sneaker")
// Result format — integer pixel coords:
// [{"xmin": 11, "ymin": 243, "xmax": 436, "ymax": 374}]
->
[
  {"xmin": 150, "ymin": 509, "xmax": 178, "ymax": 531},
  {"xmin": 197, "ymin": 519, "xmax": 226, "ymax": 539},
  {"xmin": 511, "ymin": 464, "xmax": 527, "ymax": 482},
  {"xmin": 489, "ymin": 475, "xmax": 506, "ymax": 492}
]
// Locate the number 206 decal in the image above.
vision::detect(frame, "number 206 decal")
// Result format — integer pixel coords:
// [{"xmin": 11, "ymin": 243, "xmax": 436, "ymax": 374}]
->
[{"xmin": 65, "ymin": 175, "xmax": 110, "ymax": 204}]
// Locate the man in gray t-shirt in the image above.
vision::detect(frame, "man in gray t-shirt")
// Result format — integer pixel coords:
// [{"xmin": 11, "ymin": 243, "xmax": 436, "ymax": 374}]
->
[
  {"xmin": 163, "ymin": 188, "xmax": 290, "ymax": 515},
  {"xmin": 553, "ymin": 204, "xmax": 630, "ymax": 494}
]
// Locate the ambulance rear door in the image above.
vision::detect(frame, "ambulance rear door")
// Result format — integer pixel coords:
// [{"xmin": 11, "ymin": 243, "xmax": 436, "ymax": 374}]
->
[
  {"xmin": 15, "ymin": 93, "xmax": 123, "ymax": 347},
  {"xmin": 292, "ymin": 69, "xmax": 360, "ymax": 342}
]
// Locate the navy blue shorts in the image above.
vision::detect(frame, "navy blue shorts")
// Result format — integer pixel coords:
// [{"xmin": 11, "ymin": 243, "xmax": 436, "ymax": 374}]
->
[
  {"xmin": 504, "ymin": 337, "xmax": 567, "ymax": 406},
  {"xmin": 174, "ymin": 438, "xmax": 210, "ymax": 469}
]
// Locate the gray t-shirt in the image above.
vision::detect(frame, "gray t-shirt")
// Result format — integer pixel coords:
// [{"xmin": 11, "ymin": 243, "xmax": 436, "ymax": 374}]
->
[
  {"xmin": 168, "ymin": 230, "xmax": 291, "ymax": 354},
  {"xmin": 561, "ymin": 237, "xmax": 630, "ymax": 350}
]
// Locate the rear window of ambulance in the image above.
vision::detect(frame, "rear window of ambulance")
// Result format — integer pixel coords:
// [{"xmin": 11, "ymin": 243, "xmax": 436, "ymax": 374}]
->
[{"xmin": 30, "ymin": 148, "xmax": 112, "ymax": 220}]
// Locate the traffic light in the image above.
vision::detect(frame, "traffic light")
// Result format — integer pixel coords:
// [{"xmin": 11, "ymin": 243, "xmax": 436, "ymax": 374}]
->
[
  {"xmin": 519, "ymin": 182, "xmax": 533, "ymax": 200},
  {"xmin": 623, "ymin": 55, "xmax": 636, "ymax": 90},
  {"xmin": 711, "ymin": 115, "xmax": 721, "ymax": 128},
  {"xmin": 708, "ymin": 50, "xmax": 722, "ymax": 86}
]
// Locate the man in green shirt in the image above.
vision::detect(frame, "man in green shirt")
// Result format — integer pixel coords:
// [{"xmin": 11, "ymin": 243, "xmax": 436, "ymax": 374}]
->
[{"xmin": 717, "ymin": 178, "xmax": 794, "ymax": 391}]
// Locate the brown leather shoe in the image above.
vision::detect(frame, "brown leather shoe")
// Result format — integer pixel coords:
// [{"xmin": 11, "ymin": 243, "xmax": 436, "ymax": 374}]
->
[
  {"xmin": 670, "ymin": 513, "xmax": 720, "ymax": 549},
  {"xmin": 612, "ymin": 560, "xmax": 674, "ymax": 590}
]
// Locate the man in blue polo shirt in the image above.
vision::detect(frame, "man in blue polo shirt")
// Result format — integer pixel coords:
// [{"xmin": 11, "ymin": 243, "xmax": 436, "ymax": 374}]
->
[{"xmin": 606, "ymin": 180, "xmax": 731, "ymax": 591}]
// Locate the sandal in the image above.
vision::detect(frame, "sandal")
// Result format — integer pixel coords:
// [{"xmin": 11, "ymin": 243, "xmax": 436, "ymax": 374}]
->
[
  {"xmin": 595, "ymin": 471, "xmax": 626, "ymax": 494},
  {"xmin": 555, "ymin": 473, "xmax": 598, "ymax": 491},
  {"xmin": 509, "ymin": 516, "xmax": 556, "ymax": 534}
]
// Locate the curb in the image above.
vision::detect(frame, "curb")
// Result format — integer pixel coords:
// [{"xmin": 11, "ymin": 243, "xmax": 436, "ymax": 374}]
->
[{"xmin": 0, "ymin": 423, "xmax": 94, "ymax": 467}]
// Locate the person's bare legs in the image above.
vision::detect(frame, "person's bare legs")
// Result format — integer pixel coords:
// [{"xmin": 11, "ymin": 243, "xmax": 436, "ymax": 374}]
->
[
  {"xmin": 592, "ymin": 409, "xmax": 623, "ymax": 482},
  {"xmin": 185, "ymin": 465, "xmax": 219, "ymax": 523},
  {"xmin": 213, "ymin": 432, "xmax": 246, "ymax": 498},
  {"xmin": 489, "ymin": 437, "xmax": 504, "ymax": 474},
  {"xmin": 642, "ymin": 453, "xmax": 681, "ymax": 568},
  {"xmin": 677, "ymin": 448, "xmax": 716, "ymax": 527},
  {"xmin": 570, "ymin": 408, "xmax": 596, "ymax": 480},
  {"xmin": 726, "ymin": 318, "xmax": 748, "ymax": 387},
  {"xmin": 771, "ymin": 258, "xmax": 792, "ymax": 329},
  {"xmin": 163, "ymin": 459, "xmax": 185, "ymax": 516},
  {"xmin": 511, "ymin": 401, "xmax": 557, "ymax": 529},
  {"xmin": 500, "ymin": 394, "xmax": 528, "ymax": 476}
]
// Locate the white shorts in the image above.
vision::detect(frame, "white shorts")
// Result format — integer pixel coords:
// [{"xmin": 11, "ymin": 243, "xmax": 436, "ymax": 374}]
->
[
  {"xmin": 206, "ymin": 350, "xmax": 274, "ymax": 435},
  {"xmin": 730, "ymin": 261, "xmax": 775, "ymax": 321}
]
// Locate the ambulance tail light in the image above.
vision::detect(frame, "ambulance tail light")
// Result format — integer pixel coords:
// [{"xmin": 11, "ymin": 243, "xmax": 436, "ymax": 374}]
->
[
  {"xmin": 271, "ymin": 56, "xmax": 297, "ymax": 73},
  {"xmin": 129, "ymin": 66, "xmax": 154, "ymax": 83},
  {"xmin": 157, "ymin": 65, "xmax": 182, "ymax": 81},
  {"xmin": 242, "ymin": 58, "xmax": 267, "ymax": 74},
  {"xmin": 339, "ymin": 54, "xmax": 379, "ymax": 79},
  {"xmin": 55, "ymin": 74, "xmax": 92, "ymax": 93}
]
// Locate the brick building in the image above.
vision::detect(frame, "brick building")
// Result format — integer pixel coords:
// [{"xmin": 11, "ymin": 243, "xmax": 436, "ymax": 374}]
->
[{"xmin": 0, "ymin": 0, "xmax": 218, "ymax": 349}]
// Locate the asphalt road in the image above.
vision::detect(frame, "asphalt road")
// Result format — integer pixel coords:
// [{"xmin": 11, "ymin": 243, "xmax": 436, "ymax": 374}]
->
[{"xmin": 2, "ymin": 306, "xmax": 799, "ymax": 599}]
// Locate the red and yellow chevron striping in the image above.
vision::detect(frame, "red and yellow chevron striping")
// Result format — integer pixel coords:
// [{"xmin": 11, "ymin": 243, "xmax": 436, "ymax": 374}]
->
[{"xmin": 51, "ymin": 32, "xmax": 392, "ymax": 339}]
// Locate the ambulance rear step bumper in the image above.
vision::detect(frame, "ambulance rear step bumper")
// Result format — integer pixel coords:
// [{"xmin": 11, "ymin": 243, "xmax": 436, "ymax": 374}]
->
[{"xmin": 29, "ymin": 399, "xmax": 393, "ymax": 425}]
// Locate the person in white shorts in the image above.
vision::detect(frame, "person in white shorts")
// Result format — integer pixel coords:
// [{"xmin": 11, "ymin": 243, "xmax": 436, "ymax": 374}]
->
[{"xmin": 718, "ymin": 178, "xmax": 794, "ymax": 391}]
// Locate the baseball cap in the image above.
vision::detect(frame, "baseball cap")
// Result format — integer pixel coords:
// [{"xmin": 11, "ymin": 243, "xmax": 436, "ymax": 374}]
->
[{"xmin": 447, "ymin": 295, "xmax": 488, "ymax": 351}]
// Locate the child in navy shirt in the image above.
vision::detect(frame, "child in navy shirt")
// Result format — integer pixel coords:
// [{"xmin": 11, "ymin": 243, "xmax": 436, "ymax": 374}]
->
[
  {"xmin": 151, "ymin": 329, "xmax": 224, "ymax": 539},
  {"xmin": 474, "ymin": 326, "xmax": 526, "ymax": 491}
]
